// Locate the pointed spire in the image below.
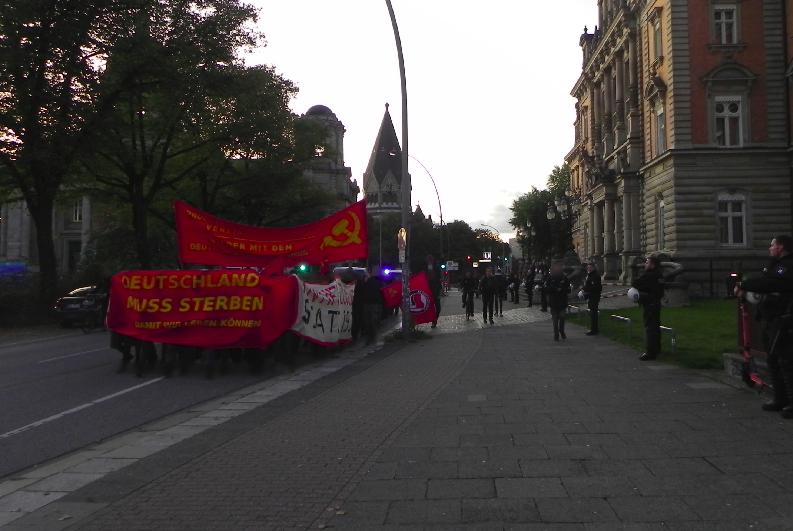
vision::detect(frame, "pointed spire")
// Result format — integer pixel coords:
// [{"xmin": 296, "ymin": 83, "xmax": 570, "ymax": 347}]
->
[{"xmin": 363, "ymin": 104, "xmax": 403, "ymax": 196}]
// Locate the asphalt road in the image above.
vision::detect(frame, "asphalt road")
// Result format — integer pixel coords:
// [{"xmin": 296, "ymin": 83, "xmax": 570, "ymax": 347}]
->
[{"xmin": 0, "ymin": 330, "xmax": 265, "ymax": 479}]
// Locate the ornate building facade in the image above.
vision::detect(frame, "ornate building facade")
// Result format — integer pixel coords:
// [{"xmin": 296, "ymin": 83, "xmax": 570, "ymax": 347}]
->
[
  {"xmin": 363, "ymin": 104, "xmax": 404, "ymax": 216},
  {"xmin": 567, "ymin": 0, "xmax": 793, "ymax": 293},
  {"xmin": 300, "ymin": 104, "xmax": 360, "ymax": 215}
]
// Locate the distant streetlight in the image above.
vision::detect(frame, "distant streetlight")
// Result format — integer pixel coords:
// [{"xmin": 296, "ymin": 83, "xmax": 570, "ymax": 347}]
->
[{"xmin": 409, "ymin": 155, "xmax": 444, "ymax": 258}]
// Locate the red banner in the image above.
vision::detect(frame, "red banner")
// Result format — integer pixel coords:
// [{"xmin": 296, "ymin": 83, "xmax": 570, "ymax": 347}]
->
[
  {"xmin": 175, "ymin": 200, "xmax": 369, "ymax": 268},
  {"xmin": 409, "ymin": 272, "xmax": 437, "ymax": 325},
  {"xmin": 382, "ymin": 280, "xmax": 402, "ymax": 310},
  {"xmin": 106, "ymin": 270, "xmax": 297, "ymax": 349}
]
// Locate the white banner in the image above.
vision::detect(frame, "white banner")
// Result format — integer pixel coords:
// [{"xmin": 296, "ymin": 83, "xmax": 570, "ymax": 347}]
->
[{"xmin": 291, "ymin": 278, "xmax": 355, "ymax": 346}]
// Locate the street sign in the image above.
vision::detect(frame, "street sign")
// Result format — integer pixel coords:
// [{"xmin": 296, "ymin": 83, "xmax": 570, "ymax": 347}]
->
[
  {"xmin": 473, "ymin": 261, "xmax": 479, "ymax": 268},
  {"xmin": 446, "ymin": 260, "xmax": 459, "ymax": 271},
  {"xmin": 482, "ymin": 251, "xmax": 492, "ymax": 260}
]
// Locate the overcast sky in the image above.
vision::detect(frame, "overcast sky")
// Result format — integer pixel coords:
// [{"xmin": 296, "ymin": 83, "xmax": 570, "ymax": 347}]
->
[{"xmin": 248, "ymin": 1, "xmax": 598, "ymax": 241}]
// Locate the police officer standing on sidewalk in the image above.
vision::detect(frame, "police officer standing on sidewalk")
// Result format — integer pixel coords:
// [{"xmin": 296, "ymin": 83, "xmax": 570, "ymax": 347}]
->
[
  {"xmin": 632, "ymin": 255, "xmax": 665, "ymax": 361},
  {"xmin": 737, "ymin": 235, "xmax": 793, "ymax": 418},
  {"xmin": 583, "ymin": 261, "xmax": 602, "ymax": 335},
  {"xmin": 461, "ymin": 270, "xmax": 478, "ymax": 320},
  {"xmin": 524, "ymin": 267, "xmax": 535, "ymax": 307}
]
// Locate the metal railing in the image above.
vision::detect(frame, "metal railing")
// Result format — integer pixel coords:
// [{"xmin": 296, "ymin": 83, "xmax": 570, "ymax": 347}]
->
[{"xmin": 609, "ymin": 314, "xmax": 632, "ymax": 340}]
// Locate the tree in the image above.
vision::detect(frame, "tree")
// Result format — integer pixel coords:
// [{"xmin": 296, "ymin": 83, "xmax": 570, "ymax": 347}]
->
[
  {"xmin": 80, "ymin": 1, "xmax": 289, "ymax": 268},
  {"xmin": 0, "ymin": 0, "xmax": 136, "ymax": 301}
]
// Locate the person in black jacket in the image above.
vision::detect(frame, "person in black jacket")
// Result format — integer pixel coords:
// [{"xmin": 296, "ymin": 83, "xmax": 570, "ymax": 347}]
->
[
  {"xmin": 536, "ymin": 264, "xmax": 548, "ymax": 312},
  {"xmin": 524, "ymin": 268, "xmax": 535, "ymax": 307},
  {"xmin": 738, "ymin": 235, "xmax": 793, "ymax": 417},
  {"xmin": 360, "ymin": 269, "xmax": 384, "ymax": 345},
  {"xmin": 632, "ymin": 255, "xmax": 665, "ymax": 361},
  {"xmin": 544, "ymin": 261, "xmax": 571, "ymax": 341},
  {"xmin": 479, "ymin": 267, "xmax": 496, "ymax": 324},
  {"xmin": 461, "ymin": 270, "xmax": 478, "ymax": 320},
  {"xmin": 582, "ymin": 261, "xmax": 602, "ymax": 335},
  {"xmin": 494, "ymin": 268, "xmax": 507, "ymax": 316},
  {"xmin": 509, "ymin": 272, "xmax": 521, "ymax": 304}
]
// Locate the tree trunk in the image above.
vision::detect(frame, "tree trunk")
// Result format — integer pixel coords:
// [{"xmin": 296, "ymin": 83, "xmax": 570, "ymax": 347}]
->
[
  {"xmin": 29, "ymin": 197, "xmax": 59, "ymax": 305},
  {"xmin": 132, "ymin": 197, "xmax": 151, "ymax": 269}
]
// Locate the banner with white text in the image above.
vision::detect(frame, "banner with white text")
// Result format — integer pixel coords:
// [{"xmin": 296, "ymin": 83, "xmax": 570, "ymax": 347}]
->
[{"xmin": 291, "ymin": 279, "xmax": 355, "ymax": 346}]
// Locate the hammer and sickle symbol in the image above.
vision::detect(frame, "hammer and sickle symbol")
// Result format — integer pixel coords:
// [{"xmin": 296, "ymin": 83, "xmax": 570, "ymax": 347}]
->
[{"xmin": 321, "ymin": 212, "xmax": 362, "ymax": 249}]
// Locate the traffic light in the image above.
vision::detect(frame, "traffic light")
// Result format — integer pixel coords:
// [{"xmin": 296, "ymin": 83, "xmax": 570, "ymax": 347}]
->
[
  {"xmin": 466, "ymin": 255, "xmax": 472, "ymax": 261},
  {"xmin": 297, "ymin": 263, "xmax": 309, "ymax": 274},
  {"xmin": 440, "ymin": 263, "xmax": 446, "ymax": 270}
]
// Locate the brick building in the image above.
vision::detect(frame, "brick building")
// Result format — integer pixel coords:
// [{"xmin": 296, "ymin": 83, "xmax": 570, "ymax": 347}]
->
[{"xmin": 566, "ymin": 0, "xmax": 793, "ymax": 294}]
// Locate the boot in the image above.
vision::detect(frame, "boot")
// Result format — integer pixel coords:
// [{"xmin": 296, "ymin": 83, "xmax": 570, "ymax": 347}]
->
[{"xmin": 764, "ymin": 364, "xmax": 789, "ymax": 411}]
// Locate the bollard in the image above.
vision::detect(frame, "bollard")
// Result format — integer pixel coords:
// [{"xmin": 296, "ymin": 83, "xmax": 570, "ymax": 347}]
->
[{"xmin": 660, "ymin": 325, "xmax": 677, "ymax": 353}]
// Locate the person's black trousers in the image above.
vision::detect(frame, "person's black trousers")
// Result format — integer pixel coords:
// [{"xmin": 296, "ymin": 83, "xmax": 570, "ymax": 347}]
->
[
  {"xmin": 526, "ymin": 285, "xmax": 534, "ymax": 307},
  {"xmin": 482, "ymin": 293, "xmax": 494, "ymax": 322},
  {"xmin": 765, "ymin": 322, "xmax": 791, "ymax": 404},
  {"xmin": 540, "ymin": 289, "xmax": 547, "ymax": 311},
  {"xmin": 551, "ymin": 308, "xmax": 565, "ymax": 339},
  {"xmin": 642, "ymin": 302, "xmax": 661, "ymax": 357},
  {"xmin": 588, "ymin": 298, "xmax": 600, "ymax": 333},
  {"xmin": 464, "ymin": 292, "xmax": 475, "ymax": 316},
  {"xmin": 432, "ymin": 294, "xmax": 441, "ymax": 325},
  {"xmin": 495, "ymin": 294, "xmax": 504, "ymax": 315}
]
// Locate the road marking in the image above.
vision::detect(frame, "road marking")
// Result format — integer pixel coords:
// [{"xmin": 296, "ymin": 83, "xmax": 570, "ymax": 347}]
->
[
  {"xmin": 0, "ymin": 378, "xmax": 164, "ymax": 440},
  {"xmin": 37, "ymin": 348, "xmax": 108, "ymax": 364}
]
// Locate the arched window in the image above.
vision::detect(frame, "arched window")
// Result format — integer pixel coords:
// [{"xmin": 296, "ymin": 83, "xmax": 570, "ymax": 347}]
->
[{"xmin": 717, "ymin": 192, "xmax": 746, "ymax": 246}]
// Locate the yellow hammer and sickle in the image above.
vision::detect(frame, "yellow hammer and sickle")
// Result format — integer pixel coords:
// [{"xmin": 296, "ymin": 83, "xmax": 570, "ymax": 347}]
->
[{"xmin": 321, "ymin": 212, "xmax": 362, "ymax": 249}]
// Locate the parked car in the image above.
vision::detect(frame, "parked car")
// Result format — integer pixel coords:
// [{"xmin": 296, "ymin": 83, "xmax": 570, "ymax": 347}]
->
[{"xmin": 53, "ymin": 286, "xmax": 107, "ymax": 327}]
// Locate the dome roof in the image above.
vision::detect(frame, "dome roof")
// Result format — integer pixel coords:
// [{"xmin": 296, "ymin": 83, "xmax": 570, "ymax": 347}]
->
[{"xmin": 305, "ymin": 104, "xmax": 334, "ymax": 117}]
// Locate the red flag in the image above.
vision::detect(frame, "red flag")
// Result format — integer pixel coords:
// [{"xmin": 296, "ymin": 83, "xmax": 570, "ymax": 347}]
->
[
  {"xmin": 381, "ymin": 280, "xmax": 402, "ymax": 309},
  {"xmin": 409, "ymin": 272, "xmax": 437, "ymax": 325},
  {"xmin": 175, "ymin": 200, "xmax": 368, "ymax": 268}
]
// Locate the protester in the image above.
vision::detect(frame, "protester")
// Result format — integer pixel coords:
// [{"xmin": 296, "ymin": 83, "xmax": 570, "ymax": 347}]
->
[
  {"xmin": 426, "ymin": 254, "xmax": 442, "ymax": 329},
  {"xmin": 738, "ymin": 235, "xmax": 793, "ymax": 417},
  {"xmin": 479, "ymin": 267, "xmax": 496, "ymax": 324},
  {"xmin": 632, "ymin": 255, "xmax": 665, "ymax": 361},
  {"xmin": 524, "ymin": 267, "xmax": 535, "ymax": 307},
  {"xmin": 461, "ymin": 270, "xmax": 478, "ymax": 320},
  {"xmin": 360, "ymin": 268, "xmax": 384, "ymax": 345},
  {"xmin": 536, "ymin": 264, "xmax": 548, "ymax": 312},
  {"xmin": 509, "ymin": 271, "xmax": 521, "ymax": 304},
  {"xmin": 544, "ymin": 261, "xmax": 571, "ymax": 341},
  {"xmin": 582, "ymin": 261, "xmax": 602, "ymax": 335},
  {"xmin": 494, "ymin": 268, "xmax": 507, "ymax": 316}
]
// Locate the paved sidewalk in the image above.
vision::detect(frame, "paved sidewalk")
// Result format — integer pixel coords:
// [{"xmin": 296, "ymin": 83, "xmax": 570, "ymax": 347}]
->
[{"xmin": 7, "ymin": 308, "xmax": 793, "ymax": 530}]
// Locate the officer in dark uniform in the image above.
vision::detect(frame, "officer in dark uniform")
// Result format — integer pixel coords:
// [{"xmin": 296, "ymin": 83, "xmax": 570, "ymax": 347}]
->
[
  {"xmin": 582, "ymin": 261, "xmax": 602, "ymax": 335},
  {"xmin": 524, "ymin": 267, "xmax": 535, "ymax": 307},
  {"xmin": 738, "ymin": 235, "xmax": 793, "ymax": 418},
  {"xmin": 544, "ymin": 261, "xmax": 571, "ymax": 341},
  {"xmin": 632, "ymin": 255, "xmax": 665, "ymax": 361}
]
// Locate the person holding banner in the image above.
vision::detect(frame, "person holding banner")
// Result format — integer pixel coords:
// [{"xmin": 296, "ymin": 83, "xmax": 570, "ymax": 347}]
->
[
  {"xmin": 360, "ymin": 268, "xmax": 384, "ymax": 345},
  {"xmin": 426, "ymin": 255, "xmax": 443, "ymax": 329}
]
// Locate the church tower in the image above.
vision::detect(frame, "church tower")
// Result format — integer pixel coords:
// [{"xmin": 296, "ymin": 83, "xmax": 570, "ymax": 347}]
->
[{"xmin": 363, "ymin": 104, "xmax": 403, "ymax": 215}]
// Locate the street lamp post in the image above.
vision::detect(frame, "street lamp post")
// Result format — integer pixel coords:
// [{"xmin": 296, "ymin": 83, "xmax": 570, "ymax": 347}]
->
[{"xmin": 384, "ymin": 0, "xmax": 411, "ymax": 338}]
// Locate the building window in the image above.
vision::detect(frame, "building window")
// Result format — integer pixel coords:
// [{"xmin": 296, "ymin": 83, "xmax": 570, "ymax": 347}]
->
[
  {"xmin": 72, "ymin": 199, "xmax": 83, "ymax": 223},
  {"xmin": 655, "ymin": 101, "xmax": 667, "ymax": 155},
  {"xmin": 652, "ymin": 19, "xmax": 663, "ymax": 59},
  {"xmin": 714, "ymin": 96, "xmax": 743, "ymax": 147},
  {"xmin": 657, "ymin": 199, "xmax": 666, "ymax": 250},
  {"xmin": 714, "ymin": 4, "xmax": 737, "ymax": 45},
  {"xmin": 718, "ymin": 193, "xmax": 746, "ymax": 245}
]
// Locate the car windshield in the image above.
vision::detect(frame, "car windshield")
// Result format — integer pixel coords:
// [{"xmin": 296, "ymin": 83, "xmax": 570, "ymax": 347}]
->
[{"xmin": 68, "ymin": 287, "xmax": 96, "ymax": 296}]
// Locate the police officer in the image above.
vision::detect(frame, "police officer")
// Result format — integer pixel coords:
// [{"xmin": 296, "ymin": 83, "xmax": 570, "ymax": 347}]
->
[
  {"xmin": 479, "ymin": 267, "xmax": 496, "ymax": 324},
  {"xmin": 632, "ymin": 255, "xmax": 665, "ymax": 361},
  {"xmin": 494, "ymin": 268, "xmax": 507, "ymax": 316},
  {"xmin": 738, "ymin": 235, "xmax": 793, "ymax": 418},
  {"xmin": 582, "ymin": 261, "xmax": 602, "ymax": 335},
  {"xmin": 524, "ymin": 267, "xmax": 535, "ymax": 307},
  {"xmin": 544, "ymin": 261, "xmax": 571, "ymax": 341}
]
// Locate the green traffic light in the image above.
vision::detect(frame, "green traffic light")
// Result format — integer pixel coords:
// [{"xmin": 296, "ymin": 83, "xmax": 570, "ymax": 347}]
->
[{"xmin": 298, "ymin": 263, "xmax": 308, "ymax": 272}]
